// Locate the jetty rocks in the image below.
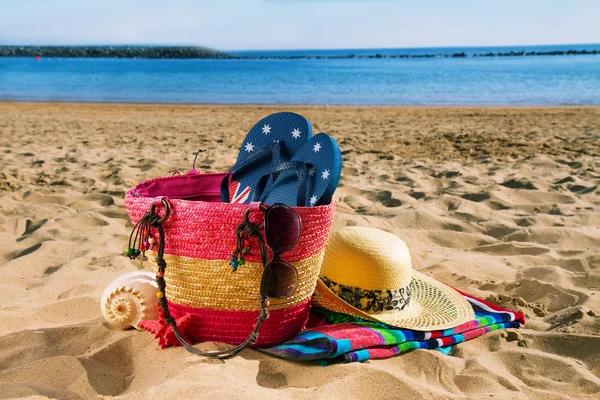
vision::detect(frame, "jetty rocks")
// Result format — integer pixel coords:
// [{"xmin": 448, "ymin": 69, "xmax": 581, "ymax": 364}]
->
[
  {"xmin": 0, "ymin": 45, "xmax": 598, "ymax": 60},
  {"xmin": 0, "ymin": 45, "xmax": 227, "ymax": 59}
]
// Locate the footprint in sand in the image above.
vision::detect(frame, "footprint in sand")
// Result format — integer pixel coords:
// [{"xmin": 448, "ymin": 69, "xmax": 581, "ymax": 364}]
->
[
  {"xmin": 373, "ymin": 190, "xmax": 402, "ymax": 207},
  {"xmin": 56, "ymin": 214, "xmax": 109, "ymax": 229},
  {"xmin": 132, "ymin": 158, "xmax": 157, "ymax": 172},
  {"xmin": 43, "ymin": 264, "xmax": 63, "ymax": 275},
  {"xmin": 355, "ymin": 190, "xmax": 402, "ymax": 208},
  {"xmin": 342, "ymin": 166, "xmax": 359, "ymax": 176},
  {"xmin": 69, "ymin": 194, "xmax": 115, "ymax": 211},
  {"xmin": 0, "ymin": 325, "xmax": 138, "ymax": 397},
  {"xmin": 432, "ymin": 170, "xmax": 462, "ymax": 179},
  {"xmin": 515, "ymin": 217, "xmax": 535, "ymax": 227},
  {"xmin": 554, "ymin": 176, "xmax": 575, "ymax": 184},
  {"xmin": 255, "ymin": 358, "xmax": 349, "ymax": 390},
  {"xmin": 461, "ymin": 192, "xmax": 490, "ymax": 202},
  {"xmin": 23, "ymin": 192, "xmax": 72, "ymax": 205},
  {"xmin": 79, "ymin": 336, "xmax": 137, "ymax": 396},
  {"xmin": 11, "ymin": 218, "xmax": 47, "ymax": 242},
  {"xmin": 501, "ymin": 178, "xmax": 537, "ymax": 190},
  {"xmin": 484, "ymin": 226, "xmax": 520, "ymax": 239},
  {"xmin": 408, "ymin": 190, "xmax": 426, "ymax": 200},
  {"xmin": 568, "ymin": 184, "xmax": 598, "ymax": 194},
  {"xmin": 498, "ymin": 348, "xmax": 600, "ymax": 393},
  {"xmin": 507, "ymin": 279, "xmax": 587, "ymax": 312},
  {"xmin": 473, "ymin": 242, "xmax": 550, "ymax": 256},
  {"xmin": 8, "ymin": 242, "xmax": 43, "ymax": 260}
]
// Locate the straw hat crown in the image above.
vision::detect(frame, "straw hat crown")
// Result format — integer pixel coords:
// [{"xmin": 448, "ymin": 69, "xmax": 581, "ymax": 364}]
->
[
  {"xmin": 321, "ymin": 227, "xmax": 412, "ymax": 291},
  {"xmin": 313, "ymin": 226, "xmax": 475, "ymax": 330}
]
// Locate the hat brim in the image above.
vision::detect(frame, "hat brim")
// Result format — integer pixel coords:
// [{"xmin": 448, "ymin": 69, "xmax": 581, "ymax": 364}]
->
[{"xmin": 312, "ymin": 270, "xmax": 474, "ymax": 331}]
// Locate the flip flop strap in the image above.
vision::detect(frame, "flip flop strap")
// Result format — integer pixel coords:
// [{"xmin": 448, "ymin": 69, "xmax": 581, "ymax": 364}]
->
[
  {"xmin": 220, "ymin": 141, "xmax": 283, "ymax": 202},
  {"xmin": 254, "ymin": 160, "xmax": 313, "ymax": 206}
]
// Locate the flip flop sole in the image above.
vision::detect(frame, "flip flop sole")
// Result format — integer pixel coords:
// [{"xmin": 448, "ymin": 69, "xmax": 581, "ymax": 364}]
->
[
  {"xmin": 260, "ymin": 133, "xmax": 342, "ymax": 207},
  {"xmin": 228, "ymin": 112, "xmax": 312, "ymax": 203}
]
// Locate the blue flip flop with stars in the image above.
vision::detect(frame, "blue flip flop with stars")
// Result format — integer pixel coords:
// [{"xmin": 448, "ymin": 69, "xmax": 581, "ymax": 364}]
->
[
  {"xmin": 259, "ymin": 133, "xmax": 342, "ymax": 207},
  {"xmin": 222, "ymin": 112, "xmax": 312, "ymax": 203}
]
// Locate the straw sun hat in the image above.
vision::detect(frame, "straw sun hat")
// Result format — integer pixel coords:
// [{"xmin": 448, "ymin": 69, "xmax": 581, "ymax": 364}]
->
[{"xmin": 312, "ymin": 226, "xmax": 474, "ymax": 331}]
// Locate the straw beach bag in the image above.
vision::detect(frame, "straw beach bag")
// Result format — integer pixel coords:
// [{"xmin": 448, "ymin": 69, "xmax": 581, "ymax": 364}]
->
[{"xmin": 124, "ymin": 170, "xmax": 335, "ymax": 353}]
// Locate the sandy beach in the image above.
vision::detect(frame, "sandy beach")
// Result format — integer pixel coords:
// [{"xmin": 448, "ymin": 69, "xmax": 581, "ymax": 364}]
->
[{"xmin": 0, "ymin": 102, "xmax": 599, "ymax": 399}]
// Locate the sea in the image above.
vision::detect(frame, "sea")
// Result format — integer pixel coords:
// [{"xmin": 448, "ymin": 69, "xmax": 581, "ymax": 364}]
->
[{"xmin": 1, "ymin": 44, "xmax": 599, "ymax": 105}]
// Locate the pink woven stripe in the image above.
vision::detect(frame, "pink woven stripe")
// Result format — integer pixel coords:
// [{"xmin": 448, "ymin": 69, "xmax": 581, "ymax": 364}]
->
[
  {"xmin": 125, "ymin": 175, "xmax": 335, "ymax": 263},
  {"xmin": 128, "ymin": 172, "xmax": 225, "ymax": 202},
  {"xmin": 168, "ymin": 300, "xmax": 312, "ymax": 347}
]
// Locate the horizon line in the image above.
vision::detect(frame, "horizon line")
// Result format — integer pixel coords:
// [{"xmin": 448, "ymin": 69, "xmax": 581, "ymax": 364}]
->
[{"xmin": 1, "ymin": 42, "xmax": 599, "ymax": 53}]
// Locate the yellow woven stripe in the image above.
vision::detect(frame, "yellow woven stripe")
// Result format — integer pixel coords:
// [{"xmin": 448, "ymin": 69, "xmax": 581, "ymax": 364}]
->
[{"xmin": 147, "ymin": 251, "xmax": 325, "ymax": 311}]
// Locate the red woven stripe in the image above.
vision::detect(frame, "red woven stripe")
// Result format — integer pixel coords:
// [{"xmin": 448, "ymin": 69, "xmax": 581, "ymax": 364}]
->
[
  {"xmin": 168, "ymin": 300, "xmax": 312, "ymax": 347},
  {"xmin": 125, "ymin": 185, "xmax": 334, "ymax": 263}
]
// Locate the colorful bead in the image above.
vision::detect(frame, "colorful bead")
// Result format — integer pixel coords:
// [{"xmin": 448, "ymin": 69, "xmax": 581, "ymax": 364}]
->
[
  {"xmin": 125, "ymin": 247, "xmax": 133, "ymax": 256},
  {"xmin": 156, "ymin": 271, "xmax": 164, "ymax": 278},
  {"xmin": 132, "ymin": 249, "xmax": 141, "ymax": 257},
  {"xmin": 143, "ymin": 241, "xmax": 150, "ymax": 248},
  {"xmin": 244, "ymin": 240, "xmax": 251, "ymax": 248},
  {"xmin": 148, "ymin": 237, "xmax": 155, "ymax": 245},
  {"xmin": 237, "ymin": 258, "xmax": 245, "ymax": 265},
  {"xmin": 140, "ymin": 244, "xmax": 146, "ymax": 251},
  {"xmin": 156, "ymin": 291, "xmax": 164, "ymax": 299}
]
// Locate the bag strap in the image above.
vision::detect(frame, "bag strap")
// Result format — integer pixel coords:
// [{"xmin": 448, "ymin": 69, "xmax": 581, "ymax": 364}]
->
[{"xmin": 149, "ymin": 202, "xmax": 271, "ymax": 359}]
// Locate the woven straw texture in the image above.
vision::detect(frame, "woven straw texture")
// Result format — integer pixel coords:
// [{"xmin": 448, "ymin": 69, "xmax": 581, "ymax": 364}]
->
[
  {"xmin": 168, "ymin": 300, "xmax": 311, "ymax": 346},
  {"xmin": 145, "ymin": 251, "xmax": 324, "ymax": 311},
  {"xmin": 124, "ymin": 173, "xmax": 336, "ymax": 345},
  {"xmin": 125, "ymin": 176, "xmax": 333, "ymax": 264},
  {"xmin": 312, "ymin": 227, "xmax": 474, "ymax": 331}
]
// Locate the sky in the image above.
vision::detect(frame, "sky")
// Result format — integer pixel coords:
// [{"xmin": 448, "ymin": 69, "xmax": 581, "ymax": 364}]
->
[{"xmin": 0, "ymin": 0, "xmax": 598, "ymax": 51}]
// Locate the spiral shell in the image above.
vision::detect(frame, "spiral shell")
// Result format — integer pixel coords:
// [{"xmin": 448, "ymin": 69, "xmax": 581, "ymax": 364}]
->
[{"xmin": 101, "ymin": 271, "xmax": 159, "ymax": 329}]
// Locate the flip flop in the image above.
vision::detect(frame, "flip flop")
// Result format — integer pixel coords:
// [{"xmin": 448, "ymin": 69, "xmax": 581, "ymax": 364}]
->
[
  {"xmin": 221, "ymin": 112, "xmax": 312, "ymax": 204},
  {"xmin": 258, "ymin": 133, "xmax": 342, "ymax": 207}
]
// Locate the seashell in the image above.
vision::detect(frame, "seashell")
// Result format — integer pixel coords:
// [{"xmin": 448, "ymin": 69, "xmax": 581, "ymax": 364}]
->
[{"xmin": 101, "ymin": 271, "xmax": 159, "ymax": 329}]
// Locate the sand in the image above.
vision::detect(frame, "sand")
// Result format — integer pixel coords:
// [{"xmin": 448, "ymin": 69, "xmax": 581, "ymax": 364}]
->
[{"xmin": 0, "ymin": 102, "xmax": 599, "ymax": 399}]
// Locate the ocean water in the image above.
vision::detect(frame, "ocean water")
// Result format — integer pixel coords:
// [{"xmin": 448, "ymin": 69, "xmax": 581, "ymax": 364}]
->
[{"xmin": 1, "ymin": 45, "xmax": 599, "ymax": 105}]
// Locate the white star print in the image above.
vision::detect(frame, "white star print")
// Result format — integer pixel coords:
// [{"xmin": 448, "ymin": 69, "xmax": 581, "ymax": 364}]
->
[
  {"xmin": 309, "ymin": 195, "xmax": 318, "ymax": 206},
  {"xmin": 308, "ymin": 167, "xmax": 316, "ymax": 177},
  {"xmin": 244, "ymin": 142, "xmax": 254, "ymax": 152},
  {"xmin": 322, "ymin": 169, "xmax": 330, "ymax": 180},
  {"xmin": 262, "ymin": 124, "xmax": 271, "ymax": 135},
  {"xmin": 313, "ymin": 142, "xmax": 321, "ymax": 153},
  {"xmin": 291, "ymin": 128, "xmax": 301, "ymax": 139}
]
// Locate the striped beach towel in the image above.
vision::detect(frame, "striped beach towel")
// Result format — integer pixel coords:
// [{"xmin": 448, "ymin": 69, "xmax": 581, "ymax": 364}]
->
[{"xmin": 260, "ymin": 290, "xmax": 525, "ymax": 365}]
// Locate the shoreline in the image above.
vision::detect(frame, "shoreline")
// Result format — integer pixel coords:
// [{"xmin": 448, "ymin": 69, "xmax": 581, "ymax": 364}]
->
[{"xmin": 3, "ymin": 100, "xmax": 600, "ymax": 109}]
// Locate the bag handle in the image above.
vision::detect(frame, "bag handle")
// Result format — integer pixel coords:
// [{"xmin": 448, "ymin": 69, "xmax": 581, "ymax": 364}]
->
[{"xmin": 148, "ymin": 198, "xmax": 271, "ymax": 359}]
